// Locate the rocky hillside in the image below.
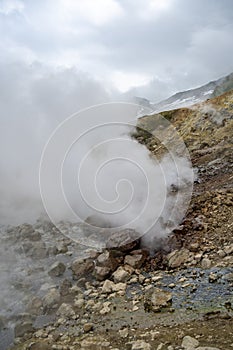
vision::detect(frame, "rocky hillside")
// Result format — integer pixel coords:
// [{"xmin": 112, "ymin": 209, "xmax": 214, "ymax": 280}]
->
[
  {"xmin": 1, "ymin": 90, "xmax": 233, "ymax": 350},
  {"xmin": 136, "ymin": 89, "xmax": 233, "ymax": 264},
  {"xmin": 212, "ymin": 73, "xmax": 233, "ymax": 98}
]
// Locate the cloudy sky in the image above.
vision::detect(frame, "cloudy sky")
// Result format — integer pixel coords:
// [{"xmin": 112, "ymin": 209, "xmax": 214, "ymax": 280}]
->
[{"xmin": 1, "ymin": 0, "xmax": 233, "ymax": 100}]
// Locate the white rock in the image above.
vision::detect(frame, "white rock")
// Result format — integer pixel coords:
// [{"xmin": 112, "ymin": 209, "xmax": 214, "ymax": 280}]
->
[
  {"xmin": 74, "ymin": 298, "xmax": 85, "ymax": 308},
  {"xmin": 119, "ymin": 328, "xmax": 129, "ymax": 338},
  {"xmin": 112, "ymin": 266, "xmax": 130, "ymax": 283},
  {"xmin": 181, "ymin": 335, "xmax": 199, "ymax": 349},
  {"xmin": 112, "ymin": 282, "xmax": 126, "ymax": 292},
  {"xmin": 131, "ymin": 340, "xmax": 151, "ymax": 350},
  {"xmin": 102, "ymin": 279, "xmax": 114, "ymax": 293},
  {"xmin": 99, "ymin": 302, "xmax": 111, "ymax": 315}
]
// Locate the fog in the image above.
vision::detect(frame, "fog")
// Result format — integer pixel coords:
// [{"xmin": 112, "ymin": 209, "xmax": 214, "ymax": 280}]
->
[
  {"xmin": 0, "ymin": 62, "xmax": 193, "ymax": 251},
  {"xmin": 0, "ymin": 63, "xmax": 194, "ymax": 348},
  {"xmin": 0, "ymin": 62, "xmax": 114, "ymax": 225}
]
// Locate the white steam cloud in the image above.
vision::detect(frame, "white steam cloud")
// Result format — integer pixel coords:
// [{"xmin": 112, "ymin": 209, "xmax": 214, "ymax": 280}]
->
[
  {"xmin": 0, "ymin": 62, "xmax": 113, "ymax": 224},
  {"xmin": 0, "ymin": 61, "xmax": 193, "ymax": 251}
]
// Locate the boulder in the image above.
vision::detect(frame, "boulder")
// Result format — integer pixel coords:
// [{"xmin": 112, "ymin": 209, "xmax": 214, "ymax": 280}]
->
[
  {"xmin": 224, "ymin": 244, "xmax": 233, "ymax": 255},
  {"xmin": 112, "ymin": 282, "xmax": 126, "ymax": 292},
  {"xmin": 106, "ymin": 229, "xmax": 140, "ymax": 252},
  {"xmin": 208, "ymin": 273, "xmax": 218, "ymax": 283},
  {"xmin": 102, "ymin": 279, "xmax": 114, "ymax": 293},
  {"xmin": 14, "ymin": 321, "xmax": 34, "ymax": 338},
  {"xmin": 28, "ymin": 342, "xmax": 52, "ymax": 350},
  {"xmin": 167, "ymin": 248, "xmax": 190, "ymax": 268},
  {"xmin": 124, "ymin": 254, "xmax": 146, "ymax": 269},
  {"xmin": 144, "ymin": 288, "xmax": 172, "ymax": 312},
  {"xmin": 119, "ymin": 328, "xmax": 129, "ymax": 338},
  {"xmin": 94, "ymin": 266, "xmax": 111, "ymax": 281},
  {"xmin": 43, "ymin": 288, "xmax": 60, "ymax": 310},
  {"xmin": 60, "ymin": 278, "xmax": 72, "ymax": 296},
  {"xmin": 74, "ymin": 298, "xmax": 85, "ymax": 308},
  {"xmin": 80, "ymin": 336, "xmax": 110, "ymax": 349},
  {"xmin": 181, "ymin": 335, "xmax": 199, "ymax": 349},
  {"xmin": 31, "ymin": 241, "xmax": 48, "ymax": 259},
  {"xmin": 96, "ymin": 250, "xmax": 118, "ymax": 271},
  {"xmin": 71, "ymin": 258, "xmax": 94, "ymax": 279},
  {"xmin": 48, "ymin": 261, "xmax": 66, "ymax": 277},
  {"xmin": 131, "ymin": 340, "xmax": 151, "ymax": 350},
  {"xmin": 26, "ymin": 297, "xmax": 43, "ymax": 316},
  {"xmin": 83, "ymin": 322, "xmax": 94, "ymax": 333},
  {"xmin": 53, "ymin": 242, "xmax": 68, "ymax": 255},
  {"xmin": 56, "ymin": 303, "xmax": 75, "ymax": 318},
  {"xmin": 201, "ymin": 258, "xmax": 212, "ymax": 269},
  {"xmin": 112, "ymin": 266, "xmax": 130, "ymax": 283}
]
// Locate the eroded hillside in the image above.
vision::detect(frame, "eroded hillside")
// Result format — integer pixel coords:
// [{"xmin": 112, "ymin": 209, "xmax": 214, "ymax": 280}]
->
[
  {"xmin": 3, "ymin": 91, "xmax": 233, "ymax": 350},
  {"xmin": 136, "ymin": 90, "xmax": 233, "ymax": 266}
]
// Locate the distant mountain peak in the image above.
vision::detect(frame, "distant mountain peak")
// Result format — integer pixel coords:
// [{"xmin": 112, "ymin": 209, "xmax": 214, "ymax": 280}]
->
[{"xmin": 148, "ymin": 72, "xmax": 233, "ymax": 113}]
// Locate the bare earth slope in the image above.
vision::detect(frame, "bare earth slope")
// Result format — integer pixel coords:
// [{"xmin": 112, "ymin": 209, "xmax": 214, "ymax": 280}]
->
[{"xmin": 6, "ymin": 91, "xmax": 233, "ymax": 350}]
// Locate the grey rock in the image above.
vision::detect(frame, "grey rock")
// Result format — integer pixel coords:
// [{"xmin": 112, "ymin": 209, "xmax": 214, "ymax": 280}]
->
[
  {"xmin": 102, "ymin": 279, "xmax": 114, "ymax": 293},
  {"xmin": 60, "ymin": 278, "xmax": 72, "ymax": 296},
  {"xmin": 167, "ymin": 249, "xmax": 190, "ymax": 268},
  {"xmin": 74, "ymin": 298, "xmax": 85, "ymax": 308},
  {"xmin": 56, "ymin": 303, "xmax": 75, "ymax": 318},
  {"xmin": 112, "ymin": 266, "xmax": 130, "ymax": 283},
  {"xmin": 124, "ymin": 254, "xmax": 145, "ymax": 269},
  {"xmin": 94, "ymin": 266, "xmax": 111, "ymax": 281},
  {"xmin": 28, "ymin": 342, "xmax": 52, "ymax": 350},
  {"xmin": 31, "ymin": 241, "xmax": 48, "ymax": 259},
  {"xmin": 208, "ymin": 273, "xmax": 218, "ymax": 283},
  {"xmin": 201, "ymin": 258, "xmax": 212, "ymax": 269},
  {"xmin": 119, "ymin": 328, "xmax": 129, "ymax": 338},
  {"xmin": 26, "ymin": 296, "xmax": 43, "ymax": 316},
  {"xmin": 43, "ymin": 288, "xmax": 60, "ymax": 310},
  {"xmin": 80, "ymin": 336, "xmax": 110, "ymax": 349},
  {"xmin": 71, "ymin": 258, "xmax": 94, "ymax": 279},
  {"xmin": 224, "ymin": 244, "xmax": 233, "ymax": 255},
  {"xmin": 144, "ymin": 288, "xmax": 172, "ymax": 312},
  {"xmin": 96, "ymin": 250, "xmax": 118, "ymax": 271},
  {"xmin": 112, "ymin": 282, "xmax": 126, "ymax": 292},
  {"xmin": 217, "ymin": 249, "xmax": 226, "ymax": 258},
  {"xmin": 83, "ymin": 322, "xmax": 94, "ymax": 333},
  {"xmin": 48, "ymin": 261, "xmax": 66, "ymax": 277},
  {"xmin": 14, "ymin": 321, "xmax": 34, "ymax": 338},
  {"xmin": 181, "ymin": 335, "xmax": 199, "ymax": 349},
  {"xmin": 106, "ymin": 229, "xmax": 140, "ymax": 251},
  {"xmin": 131, "ymin": 340, "xmax": 151, "ymax": 349},
  {"xmin": 189, "ymin": 243, "xmax": 200, "ymax": 252},
  {"xmin": 223, "ymin": 272, "xmax": 233, "ymax": 282}
]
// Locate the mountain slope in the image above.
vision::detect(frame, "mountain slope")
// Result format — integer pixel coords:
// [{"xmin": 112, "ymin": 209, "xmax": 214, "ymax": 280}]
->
[
  {"xmin": 135, "ymin": 89, "xmax": 233, "ymax": 257},
  {"xmin": 151, "ymin": 72, "xmax": 233, "ymax": 112}
]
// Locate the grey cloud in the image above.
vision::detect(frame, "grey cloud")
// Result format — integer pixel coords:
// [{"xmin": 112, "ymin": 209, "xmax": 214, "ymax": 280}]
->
[{"xmin": 1, "ymin": 0, "xmax": 233, "ymax": 98}]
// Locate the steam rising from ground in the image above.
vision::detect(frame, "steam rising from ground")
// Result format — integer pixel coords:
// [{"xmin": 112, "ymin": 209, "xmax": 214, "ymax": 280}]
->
[
  {"xmin": 0, "ymin": 61, "xmax": 193, "ymax": 250},
  {"xmin": 0, "ymin": 62, "xmax": 113, "ymax": 224},
  {"xmin": 40, "ymin": 103, "xmax": 193, "ymax": 249},
  {"xmin": 0, "ymin": 64, "xmax": 193, "ymax": 343}
]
